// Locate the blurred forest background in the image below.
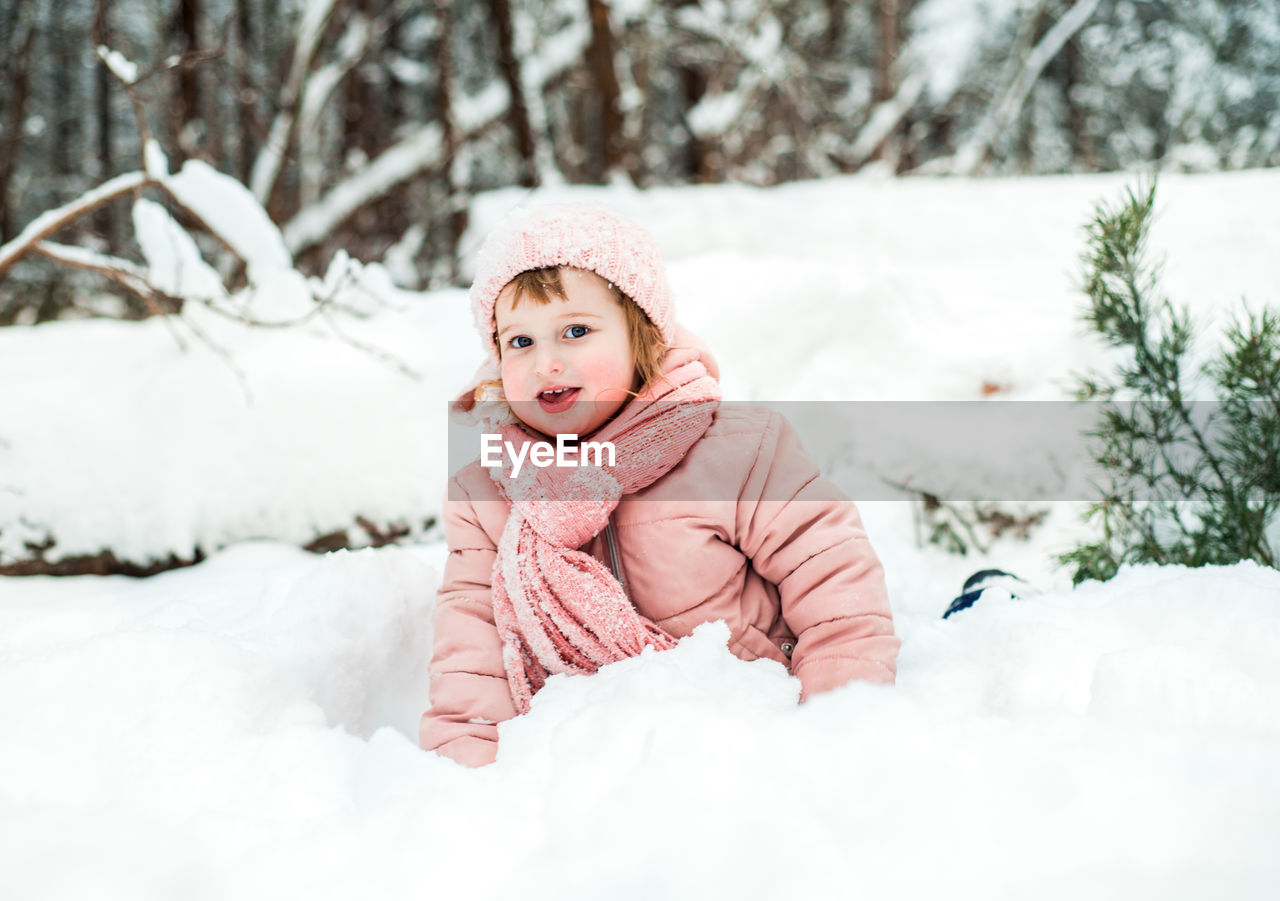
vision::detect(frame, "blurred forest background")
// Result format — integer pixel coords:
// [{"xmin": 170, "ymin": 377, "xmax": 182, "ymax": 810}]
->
[{"xmin": 1, "ymin": 0, "xmax": 1278, "ymax": 324}]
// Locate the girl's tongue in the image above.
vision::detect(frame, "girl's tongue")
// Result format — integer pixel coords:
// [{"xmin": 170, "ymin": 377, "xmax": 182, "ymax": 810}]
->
[{"xmin": 538, "ymin": 387, "xmax": 580, "ymax": 413}]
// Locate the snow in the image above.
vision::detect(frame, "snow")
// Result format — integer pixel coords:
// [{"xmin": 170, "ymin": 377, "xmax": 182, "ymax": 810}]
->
[
  {"xmin": 143, "ymin": 140, "xmax": 169, "ymax": 179},
  {"xmin": 4, "ymin": 169, "xmax": 1280, "ymax": 898},
  {"xmin": 95, "ymin": 45, "xmax": 138, "ymax": 85},
  {"xmin": 911, "ymin": 0, "xmax": 1031, "ymax": 102},
  {"xmin": 132, "ymin": 198, "xmax": 225, "ymax": 302},
  {"xmin": 3, "ymin": 549, "xmax": 1278, "ymax": 898},
  {"xmin": 165, "ymin": 159, "xmax": 293, "ymax": 276},
  {"xmin": 688, "ymin": 90, "xmax": 746, "ymax": 139},
  {"xmin": 0, "ymin": 263, "xmax": 463, "ymax": 564}
]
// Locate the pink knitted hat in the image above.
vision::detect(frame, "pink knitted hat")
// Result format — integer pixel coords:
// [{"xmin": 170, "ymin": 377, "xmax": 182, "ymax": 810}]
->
[{"xmin": 469, "ymin": 204, "xmax": 676, "ymax": 362}]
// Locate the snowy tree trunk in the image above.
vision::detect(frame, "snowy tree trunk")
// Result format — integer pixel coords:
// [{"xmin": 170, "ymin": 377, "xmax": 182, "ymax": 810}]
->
[
  {"xmin": 234, "ymin": 0, "xmax": 256, "ymax": 184},
  {"xmin": 93, "ymin": 1, "xmax": 120, "ymax": 246},
  {"xmin": 585, "ymin": 0, "xmax": 624, "ymax": 181},
  {"xmin": 1061, "ymin": 16, "xmax": 1093, "ymax": 168},
  {"xmin": 173, "ymin": 0, "xmax": 203, "ymax": 164},
  {"xmin": 489, "ymin": 0, "xmax": 539, "ymax": 187},
  {"xmin": 0, "ymin": 5, "xmax": 36, "ymax": 241},
  {"xmin": 512, "ymin": 3, "xmax": 568, "ymax": 184},
  {"xmin": 342, "ymin": 0, "xmax": 382, "ymax": 164},
  {"xmin": 823, "ymin": 0, "xmax": 846, "ymax": 57},
  {"xmin": 875, "ymin": 0, "xmax": 899, "ymax": 105},
  {"xmin": 680, "ymin": 65, "xmax": 713, "ymax": 181},
  {"xmin": 435, "ymin": 0, "xmax": 465, "ymax": 280},
  {"xmin": 50, "ymin": 5, "xmax": 79, "ymax": 189}
]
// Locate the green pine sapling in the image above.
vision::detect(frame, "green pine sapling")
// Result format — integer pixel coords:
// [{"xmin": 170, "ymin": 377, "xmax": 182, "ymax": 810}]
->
[{"xmin": 1060, "ymin": 182, "xmax": 1280, "ymax": 584}]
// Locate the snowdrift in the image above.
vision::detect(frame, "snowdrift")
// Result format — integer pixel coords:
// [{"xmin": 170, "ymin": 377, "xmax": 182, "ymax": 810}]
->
[{"xmin": 2, "ymin": 545, "xmax": 1278, "ymax": 898}]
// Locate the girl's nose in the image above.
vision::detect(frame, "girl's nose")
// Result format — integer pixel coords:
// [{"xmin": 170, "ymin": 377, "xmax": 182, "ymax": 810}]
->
[{"xmin": 534, "ymin": 349, "xmax": 564, "ymax": 377}]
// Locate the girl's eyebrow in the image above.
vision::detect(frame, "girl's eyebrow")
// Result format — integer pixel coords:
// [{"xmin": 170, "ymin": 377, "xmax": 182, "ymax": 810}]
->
[{"xmin": 497, "ymin": 310, "xmax": 606, "ymax": 339}]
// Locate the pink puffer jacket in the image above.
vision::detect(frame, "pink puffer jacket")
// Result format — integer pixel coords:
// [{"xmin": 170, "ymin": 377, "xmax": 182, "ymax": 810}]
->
[{"xmin": 420, "ymin": 405, "xmax": 900, "ymax": 767}]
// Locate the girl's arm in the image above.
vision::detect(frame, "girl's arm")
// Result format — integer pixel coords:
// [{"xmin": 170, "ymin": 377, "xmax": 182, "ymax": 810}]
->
[
  {"xmin": 419, "ymin": 482, "xmax": 516, "ymax": 767},
  {"xmin": 735, "ymin": 412, "xmax": 900, "ymax": 699}
]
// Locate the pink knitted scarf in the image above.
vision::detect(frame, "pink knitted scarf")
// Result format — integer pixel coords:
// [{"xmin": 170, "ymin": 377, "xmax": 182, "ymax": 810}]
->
[{"xmin": 487, "ymin": 342, "xmax": 721, "ymax": 713}]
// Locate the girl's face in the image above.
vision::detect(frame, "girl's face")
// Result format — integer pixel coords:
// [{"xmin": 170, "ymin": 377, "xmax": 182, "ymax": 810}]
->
[{"xmin": 495, "ymin": 268, "xmax": 638, "ymax": 439}]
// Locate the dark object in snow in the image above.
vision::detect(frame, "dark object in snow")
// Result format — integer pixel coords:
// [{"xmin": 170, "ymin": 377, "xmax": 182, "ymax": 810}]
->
[{"xmin": 943, "ymin": 569, "xmax": 1031, "ymax": 619}]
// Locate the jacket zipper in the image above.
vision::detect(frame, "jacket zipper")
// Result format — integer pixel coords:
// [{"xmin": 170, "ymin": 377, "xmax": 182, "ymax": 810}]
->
[{"xmin": 603, "ymin": 518, "xmax": 628, "ymax": 595}]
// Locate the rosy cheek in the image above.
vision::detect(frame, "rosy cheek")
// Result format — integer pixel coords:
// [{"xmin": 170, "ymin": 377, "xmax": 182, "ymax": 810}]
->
[
  {"xmin": 578, "ymin": 356, "xmax": 617, "ymax": 381},
  {"xmin": 499, "ymin": 359, "xmax": 530, "ymax": 401},
  {"xmin": 579, "ymin": 355, "xmax": 634, "ymax": 401}
]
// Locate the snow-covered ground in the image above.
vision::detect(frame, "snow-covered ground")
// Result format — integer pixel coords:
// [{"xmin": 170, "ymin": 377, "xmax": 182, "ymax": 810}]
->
[{"xmin": 3, "ymin": 170, "xmax": 1280, "ymax": 899}]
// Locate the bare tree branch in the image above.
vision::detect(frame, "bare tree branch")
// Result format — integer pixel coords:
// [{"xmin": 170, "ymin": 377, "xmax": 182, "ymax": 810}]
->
[
  {"xmin": 33, "ymin": 240, "xmax": 148, "ymax": 281},
  {"xmin": 33, "ymin": 240, "xmax": 186, "ymax": 346}
]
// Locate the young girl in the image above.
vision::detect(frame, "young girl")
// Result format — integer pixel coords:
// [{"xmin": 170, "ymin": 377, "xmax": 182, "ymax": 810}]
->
[{"xmin": 420, "ymin": 204, "xmax": 900, "ymax": 767}]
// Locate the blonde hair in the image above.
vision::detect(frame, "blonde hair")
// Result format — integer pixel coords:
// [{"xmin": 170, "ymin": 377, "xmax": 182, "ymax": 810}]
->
[{"xmin": 494, "ymin": 267, "xmax": 667, "ymax": 395}]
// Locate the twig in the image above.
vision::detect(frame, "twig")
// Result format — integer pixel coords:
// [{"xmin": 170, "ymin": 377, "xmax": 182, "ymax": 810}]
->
[
  {"xmin": 177, "ymin": 304, "xmax": 256, "ymax": 405},
  {"xmin": 880, "ymin": 476, "xmax": 991, "ymax": 554},
  {"xmin": 33, "ymin": 240, "xmax": 148, "ymax": 281},
  {"xmin": 133, "ymin": 47, "xmax": 226, "ymax": 87},
  {"xmin": 95, "ymin": 44, "xmax": 155, "ymax": 160},
  {"xmin": 34, "ymin": 241, "xmax": 190, "ymax": 350},
  {"xmin": 320, "ymin": 308, "xmax": 421, "ymax": 379},
  {"xmin": 34, "ymin": 240, "xmax": 163, "ymax": 312}
]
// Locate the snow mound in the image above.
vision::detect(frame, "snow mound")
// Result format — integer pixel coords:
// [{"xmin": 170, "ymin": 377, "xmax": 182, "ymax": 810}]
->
[
  {"xmin": 3, "ymin": 554, "xmax": 1279, "ymax": 899},
  {"xmin": 133, "ymin": 197, "xmax": 226, "ymax": 302},
  {"xmin": 166, "ymin": 159, "xmax": 292, "ymax": 276}
]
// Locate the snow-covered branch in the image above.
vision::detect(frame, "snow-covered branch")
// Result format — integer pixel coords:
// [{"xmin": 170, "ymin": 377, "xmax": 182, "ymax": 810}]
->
[
  {"xmin": 95, "ymin": 45, "xmax": 138, "ymax": 85},
  {"xmin": 281, "ymin": 4, "xmax": 595, "ymax": 256},
  {"xmin": 250, "ymin": 0, "xmax": 344, "ymax": 205},
  {"xmin": 847, "ymin": 69, "xmax": 929, "ymax": 167},
  {"xmin": 33, "ymin": 240, "xmax": 170, "ymax": 319},
  {"xmin": 33, "ymin": 240, "xmax": 148, "ymax": 282},
  {"xmin": 951, "ymin": 0, "xmax": 1102, "ymax": 175},
  {"xmin": 297, "ymin": 13, "xmax": 378, "ymax": 209},
  {"xmin": 282, "ymin": 118, "xmax": 445, "ymax": 256},
  {"xmin": 0, "ymin": 171, "xmax": 152, "ymax": 279}
]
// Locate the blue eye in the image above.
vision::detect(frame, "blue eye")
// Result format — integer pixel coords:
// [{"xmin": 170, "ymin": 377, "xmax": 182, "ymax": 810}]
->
[
  {"xmin": 510, "ymin": 336, "xmax": 532, "ymax": 349},
  {"xmin": 565, "ymin": 325, "xmax": 590, "ymax": 339}
]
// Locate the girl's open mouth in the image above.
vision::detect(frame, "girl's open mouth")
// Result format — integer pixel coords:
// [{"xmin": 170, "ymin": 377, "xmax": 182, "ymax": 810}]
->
[{"xmin": 537, "ymin": 387, "xmax": 580, "ymax": 413}]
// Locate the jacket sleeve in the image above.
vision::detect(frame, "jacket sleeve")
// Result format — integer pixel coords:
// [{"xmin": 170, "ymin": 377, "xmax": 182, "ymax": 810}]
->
[
  {"xmin": 735, "ymin": 412, "xmax": 900, "ymax": 700},
  {"xmin": 419, "ymin": 480, "xmax": 517, "ymax": 767}
]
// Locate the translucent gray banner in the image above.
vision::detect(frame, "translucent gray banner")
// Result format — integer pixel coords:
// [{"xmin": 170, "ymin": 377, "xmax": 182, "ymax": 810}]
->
[{"xmin": 446, "ymin": 401, "xmax": 1276, "ymax": 502}]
